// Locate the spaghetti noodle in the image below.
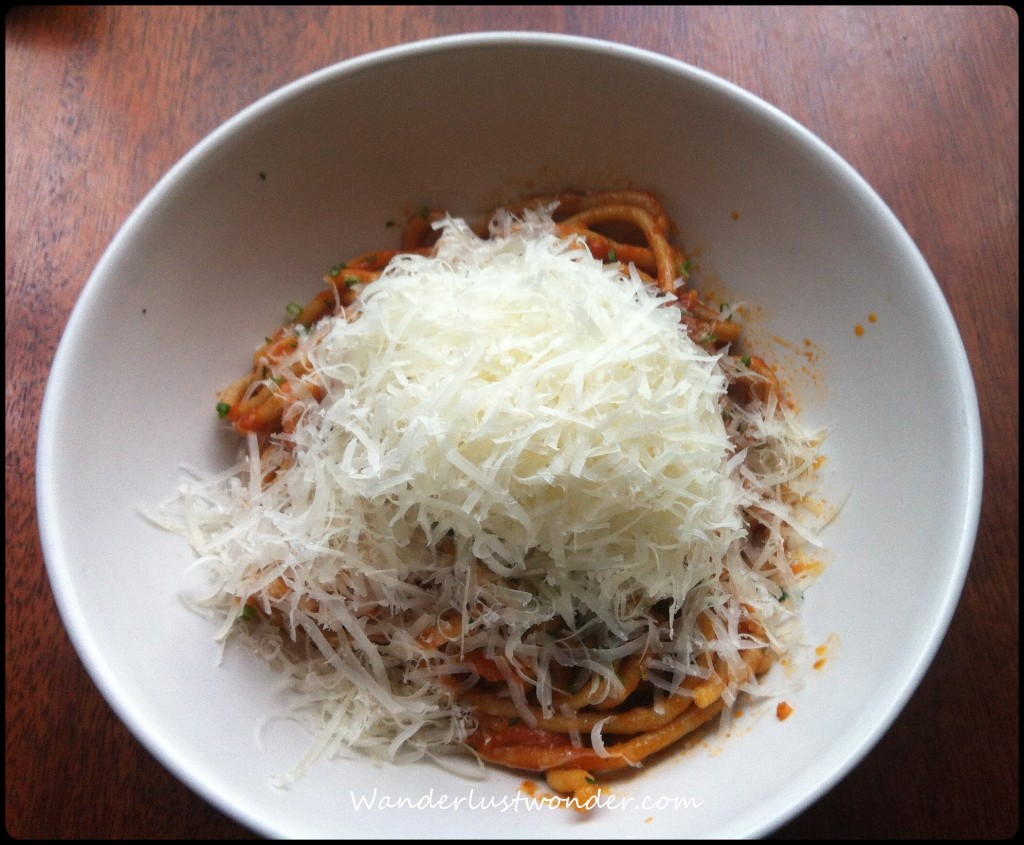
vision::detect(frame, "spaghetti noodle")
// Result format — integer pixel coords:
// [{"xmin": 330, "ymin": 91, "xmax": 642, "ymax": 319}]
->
[{"xmin": 163, "ymin": 190, "xmax": 825, "ymax": 805}]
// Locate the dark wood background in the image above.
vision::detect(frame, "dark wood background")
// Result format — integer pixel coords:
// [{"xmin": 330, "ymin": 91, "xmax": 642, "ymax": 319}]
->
[{"xmin": 6, "ymin": 6, "xmax": 1017, "ymax": 839}]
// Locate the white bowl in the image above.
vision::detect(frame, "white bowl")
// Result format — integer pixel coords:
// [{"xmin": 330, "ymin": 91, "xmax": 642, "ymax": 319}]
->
[{"xmin": 37, "ymin": 32, "xmax": 982, "ymax": 838}]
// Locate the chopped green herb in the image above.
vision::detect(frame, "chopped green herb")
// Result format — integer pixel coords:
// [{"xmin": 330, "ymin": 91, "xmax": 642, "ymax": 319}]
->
[
  {"xmin": 329, "ymin": 262, "xmax": 347, "ymax": 276},
  {"xmin": 344, "ymin": 275, "xmax": 360, "ymax": 287},
  {"xmin": 585, "ymin": 776, "xmax": 598, "ymax": 785},
  {"xmin": 215, "ymin": 401, "xmax": 231, "ymax": 419},
  {"xmin": 240, "ymin": 604, "xmax": 257, "ymax": 621},
  {"xmin": 286, "ymin": 301, "xmax": 303, "ymax": 319},
  {"xmin": 778, "ymin": 589, "xmax": 789, "ymax": 602},
  {"xmin": 741, "ymin": 355, "xmax": 753, "ymax": 367},
  {"xmin": 272, "ymin": 375, "xmax": 284, "ymax": 385},
  {"xmin": 608, "ymin": 249, "xmax": 618, "ymax": 262}
]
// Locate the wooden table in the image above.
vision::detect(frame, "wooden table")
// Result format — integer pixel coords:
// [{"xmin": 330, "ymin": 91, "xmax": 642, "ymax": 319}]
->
[{"xmin": 6, "ymin": 6, "xmax": 1017, "ymax": 839}]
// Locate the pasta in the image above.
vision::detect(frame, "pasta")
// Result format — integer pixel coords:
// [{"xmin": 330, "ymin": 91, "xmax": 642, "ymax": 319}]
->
[{"xmin": 164, "ymin": 190, "xmax": 826, "ymax": 806}]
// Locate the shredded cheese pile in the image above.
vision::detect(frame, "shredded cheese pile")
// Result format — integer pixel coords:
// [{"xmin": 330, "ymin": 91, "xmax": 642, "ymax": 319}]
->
[
  {"xmin": 161, "ymin": 211, "xmax": 821, "ymax": 773},
  {"xmin": 312, "ymin": 216, "xmax": 742, "ymax": 609}
]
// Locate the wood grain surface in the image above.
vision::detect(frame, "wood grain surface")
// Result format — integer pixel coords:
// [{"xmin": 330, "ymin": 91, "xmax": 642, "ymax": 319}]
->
[{"xmin": 6, "ymin": 6, "xmax": 1018, "ymax": 839}]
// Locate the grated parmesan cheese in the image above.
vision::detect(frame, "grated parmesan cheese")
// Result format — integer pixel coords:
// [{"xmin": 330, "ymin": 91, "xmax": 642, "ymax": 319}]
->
[{"xmin": 154, "ymin": 210, "xmax": 825, "ymax": 776}]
